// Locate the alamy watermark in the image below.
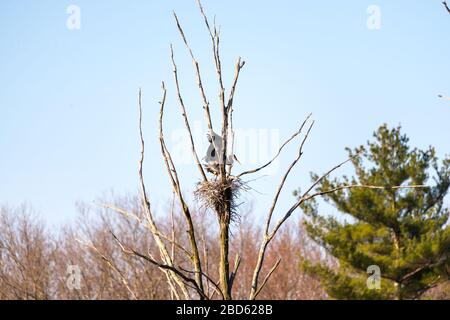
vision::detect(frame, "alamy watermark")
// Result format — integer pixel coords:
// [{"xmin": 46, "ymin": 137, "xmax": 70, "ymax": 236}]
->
[
  {"xmin": 66, "ymin": 5, "xmax": 81, "ymax": 30},
  {"xmin": 66, "ymin": 264, "xmax": 82, "ymax": 290},
  {"xmin": 366, "ymin": 265, "xmax": 381, "ymax": 290},
  {"xmin": 367, "ymin": 5, "xmax": 381, "ymax": 30}
]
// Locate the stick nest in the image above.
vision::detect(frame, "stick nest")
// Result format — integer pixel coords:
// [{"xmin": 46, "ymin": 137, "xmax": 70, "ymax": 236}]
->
[{"xmin": 194, "ymin": 177, "xmax": 247, "ymax": 223}]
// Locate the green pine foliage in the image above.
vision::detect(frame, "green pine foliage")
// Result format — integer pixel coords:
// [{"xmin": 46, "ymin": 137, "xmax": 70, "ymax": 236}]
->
[{"xmin": 298, "ymin": 124, "xmax": 450, "ymax": 299}]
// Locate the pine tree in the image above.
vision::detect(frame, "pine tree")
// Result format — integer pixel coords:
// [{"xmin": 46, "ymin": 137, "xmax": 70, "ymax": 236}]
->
[{"xmin": 298, "ymin": 124, "xmax": 450, "ymax": 299}]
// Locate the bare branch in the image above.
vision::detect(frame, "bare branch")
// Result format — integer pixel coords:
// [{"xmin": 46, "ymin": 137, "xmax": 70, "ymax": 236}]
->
[
  {"xmin": 238, "ymin": 114, "xmax": 312, "ymax": 178},
  {"xmin": 76, "ymin": 237, "xmax": 138, "ymax": 300},
  {"xmin": 226, "ymin": 57, "xmax": 246, "ymax": 113},
  {"xmin": 443, "ymin": 1, "xmax": 450, "ymax": 13},
  {"xmin": 197, "ymin": 0, "xmax": 225, "ymax": 112},
  {"xmin": 169, "ymin": 192, "xmax": 177, "ymax": 300},
  {"xmin": 100, "ymin": 202, "xmax": 193, "ymax": 260},
  {"xmin": 170, "ymin": 45, "xmax": 208, "ymax": 182},
  {"xmin": 158, "ymin": 82, "xmax": 205, "ymax": 296},
  {"xmin": 111, "ymin": 232, "xmax": 208, "ymax": 300},
  {"xmin": 297, "ymin": 152, "xmax": 362, "ymax": 206},
  {"xmin": 173, "ymin": 11, "xmax": 214, "ymax": 135},
  {"xmin": 226, "ymin": 58, "xmax": 245, "ymax": 175},
  {"xmin": 301, "ymin": 184, "xmax": 429, "ymax": 202},
  {"xmin": 137, "ymin": 87, "xmax": 190, "ymax": 299},
  {"xmin": 253, "ymin": 258, "xmax": 281, "ymax": 299},
  {"xmin": 265, "ymin": 120, "xmax": 315, "ymax": 235},
  {"xmin": 100, "ymin": 202, "xmax": 143, "ymax": 224},
  {"xmin": 270, "ymin": 154, "xmax": 429, "ymax": 242},
  {"xmin": 249, "ymin": 118, "xmax": 314, "ymax": 299},
  {"xmin": 196, "ymin": 0, "xmax": 215, "ymax": 40},
  {"xmin": 263, "ymin": 153, "xmax": 363, "ymax": 255},
  {"xmin": 179, "ymin": 266, "xmax": 224, "ymax": 300}
]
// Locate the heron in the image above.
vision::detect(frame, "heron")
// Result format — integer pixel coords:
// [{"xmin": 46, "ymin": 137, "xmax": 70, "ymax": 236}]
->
[{"xmin": 203, "ymin": 131, "xmax": 239, "ymax": 175}]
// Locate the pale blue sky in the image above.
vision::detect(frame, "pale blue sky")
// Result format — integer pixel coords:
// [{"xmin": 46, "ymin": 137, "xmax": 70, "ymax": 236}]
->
[{"xmin": 1, "ymin": 0, "xmax": 449, "ymax": 227}]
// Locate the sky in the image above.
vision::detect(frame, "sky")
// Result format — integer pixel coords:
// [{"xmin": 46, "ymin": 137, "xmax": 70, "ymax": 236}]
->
[{"xmin": 1, "ymin": 0, "xmax": 449, "ymax": 228}]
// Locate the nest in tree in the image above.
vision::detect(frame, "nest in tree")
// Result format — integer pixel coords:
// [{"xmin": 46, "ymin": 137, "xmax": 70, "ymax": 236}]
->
[{"xmin": 194, "ymin": 177, "xmax": 247, "ymax": 223}]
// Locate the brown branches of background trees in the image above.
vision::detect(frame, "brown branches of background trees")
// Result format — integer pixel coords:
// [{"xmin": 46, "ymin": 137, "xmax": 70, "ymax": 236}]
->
[
  {"xmin": 0, "ymin": 203, "xmax": 330, "ymax": 300},
  {"xmin": 1, "ymin": 202, "xmax": 448, "ymax": 300}
]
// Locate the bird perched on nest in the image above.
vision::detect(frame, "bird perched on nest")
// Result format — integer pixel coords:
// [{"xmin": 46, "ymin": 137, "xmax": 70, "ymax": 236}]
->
[{"xmin": 203, "ymin": 131, "xmax": 239, "ymax": 175}]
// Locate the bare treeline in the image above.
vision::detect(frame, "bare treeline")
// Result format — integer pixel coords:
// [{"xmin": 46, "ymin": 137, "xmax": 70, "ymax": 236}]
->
[
  {"xmin": 1, "ymin": 200, "xmax": 448, "ymax": 300},
  {"xmin": 0, "ymin": 200, "xmax": 328, "ymax": 300}
]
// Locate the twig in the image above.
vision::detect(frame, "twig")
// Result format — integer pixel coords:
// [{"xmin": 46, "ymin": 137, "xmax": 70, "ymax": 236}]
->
[
  {"xmin": 226, "ymin": 58, "xmax": 246, "ymax": 113},
  {"xmin": 249, "ymin": 118, "xmax": 314, "ymax": 299},
  {"xmin": 111, "ymin": 232, "xmax": 208, "ymax": 300},
  {"xmin": 443, "ymin": 2, "xmax": 450, "ymax": 13},
  {"xmin": 301, "ymin": 184, "xmax": 429, "ymax": 202},
  {"xmin": 196, "ymin": 0, "xmax": 228, "ymax": 175},
  {"xmin": 265, "ymin": 120, "xmax": 315, "ymax": 235},
  {"xmin": 197, "ymin": 0, "xmax": 225, "ymax": 113},
  {"xmin": 76, "ymin": 237, "xmax": 138, "ymax": 300},
  {"xmin": 137, "ymin": 87, "xmax": 190, "ymax": 299},
  {"xmin": 296, "ymin": 152, "xmax": 363, "ymax": 208},
  {"xmin": 173, "ymin": 11, "xmax": 214, "ymax": 135},
  {"xmin": 101, "ymin": 202, "xmax": 193, "ymax": 259},
  {"xmin": 199, "ymin": 212, "xmax": 210, "ymax": 298},
  {"xmin": 226, "ymin": 58, "xmax": 245, "ymax": 175},
  {"xmin": 253, "ymin": 258, "xmax": 281, "ymax": 299},
  {"xmin": 267, "ymin": 152, "xmax": 365, "ymax": 244}
]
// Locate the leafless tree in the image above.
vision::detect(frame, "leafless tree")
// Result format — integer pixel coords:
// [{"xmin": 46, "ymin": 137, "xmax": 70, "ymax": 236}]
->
[
  {"xmin": 0, "ymin": 205, "xmax": 57, "ymax": 300},
  {"xmin": 75, "ymin": 0, "xmax": 426, "ymax": 300},
  {"xmin": 0, "ymin": 201, "xmax": 332, "ymax": 299},
  {"xmin": 3, "ymin": 199, "xmax": 447, "ymax": 299}
]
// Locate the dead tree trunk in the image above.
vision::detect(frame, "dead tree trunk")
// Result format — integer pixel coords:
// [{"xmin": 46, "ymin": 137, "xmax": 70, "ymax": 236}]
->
[{"xmin": 219, "ymin": 212, "xmax": 231, "ymax": 299}]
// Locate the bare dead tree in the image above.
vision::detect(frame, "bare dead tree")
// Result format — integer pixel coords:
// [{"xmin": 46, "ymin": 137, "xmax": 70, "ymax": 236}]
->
[{"xmin": 81, "ymin": 0, "xmax": 427, "ymax": 300}]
